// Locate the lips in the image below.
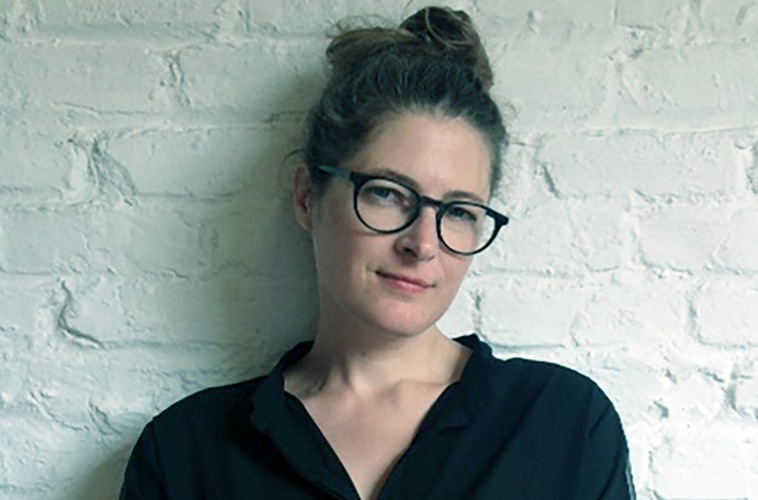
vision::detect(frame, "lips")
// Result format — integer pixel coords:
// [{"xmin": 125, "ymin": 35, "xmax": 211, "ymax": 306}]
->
[{"xmin": 376, "ymin": 271, "xmax": 433, "ymax": 289}]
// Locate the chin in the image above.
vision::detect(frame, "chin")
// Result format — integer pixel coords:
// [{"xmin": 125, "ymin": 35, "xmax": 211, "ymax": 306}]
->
[{"xmin": 364, "ymin": 303, "xmax": 444, "ymax": 339}]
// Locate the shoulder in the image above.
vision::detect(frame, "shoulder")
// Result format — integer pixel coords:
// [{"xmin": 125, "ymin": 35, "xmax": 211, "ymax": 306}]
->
[
  {"xmin": 121, "ymin": 377, "xmax": 268, "ymax": 498},
  {"xmin": 458, "ymin": 334, "xmax": 615, "ymax": 415},
  {"xmin": 163, "ymin": 376, "xmax": 264, "ymax": 412},
  {"xmin": 493, "ymin": 357, "xmax": 602, "ymax": 394},
  {"xmin": 147, "ymin": 376, "xmax": 265, "ymax": 437},
  {"xmin": 481, "ymin": 355, "xmax": 618, "ymax": 422}
]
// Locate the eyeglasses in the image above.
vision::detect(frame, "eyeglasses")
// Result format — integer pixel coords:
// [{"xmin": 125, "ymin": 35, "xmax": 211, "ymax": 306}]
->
[{"xmin": 316, "ymin": 165, "xmax": 509, "ymax": 255}]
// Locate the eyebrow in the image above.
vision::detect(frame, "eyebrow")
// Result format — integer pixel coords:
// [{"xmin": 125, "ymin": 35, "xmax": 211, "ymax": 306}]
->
[{"xmin": 368, "ymin": 167, "xmax": 486, "ymax": 204}]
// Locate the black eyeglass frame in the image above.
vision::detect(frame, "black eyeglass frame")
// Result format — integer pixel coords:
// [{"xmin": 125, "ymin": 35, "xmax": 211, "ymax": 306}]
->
[{"xmin": 316, "ymin": 165, "xmax": 509, "ymax": 256}]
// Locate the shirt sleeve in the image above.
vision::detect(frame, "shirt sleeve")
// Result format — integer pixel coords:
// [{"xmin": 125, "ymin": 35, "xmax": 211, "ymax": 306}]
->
[
  {"xmin": 120, "ymin": 422, "xmax": 168, "ymax": 500},
  {"xmin": 579, "ymin": 388, "xmax": 636, "ymax": 500}
]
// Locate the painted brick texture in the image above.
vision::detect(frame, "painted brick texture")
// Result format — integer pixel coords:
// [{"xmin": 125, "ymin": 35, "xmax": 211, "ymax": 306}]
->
[{"xmin": 1, "ymin": 1, "xmax": 757, "ymax": 499}]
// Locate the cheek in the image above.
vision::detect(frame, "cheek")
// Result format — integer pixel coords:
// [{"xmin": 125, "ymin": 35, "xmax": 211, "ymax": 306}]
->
[
  {"xmin": 312, "ymin": 187, "xmax": 359, "ymax": 232},
  {"xmin": 444, "ymin": 257, "xmax": 472, "ymax": 288},
  {"xmin": 310, "ymin": 196, "xmax": 369, "ymax": 272}
]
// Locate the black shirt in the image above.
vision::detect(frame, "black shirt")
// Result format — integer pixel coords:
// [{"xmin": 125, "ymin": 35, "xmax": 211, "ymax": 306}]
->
[{"xmin": 120, "ymin": 334, "xmax": 635, "ymax": 499}]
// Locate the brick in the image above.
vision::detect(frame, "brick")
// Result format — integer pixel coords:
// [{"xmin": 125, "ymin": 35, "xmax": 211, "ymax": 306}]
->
[
  {"xmin": 698, "ymin": 0, "xmax": 758, "ymax": 37},
  {"xmin": 208, "ymin": 198, "xmax": 316, "ymax": 280},
  {"xmin": 492, "ymin": 35, "xmax": 610, "ymax": 130},
  {"xmin": 0, "ymin": 120, "xmax": 79, "ymax": 193},
  {"xmin": 0, "ymin": 413, "xmax": 121, "ymax": 499},
  {"xmin": 0, "ymin": 208, "xmax": 206, "ymax": 275},
  {"xmin": 538, "ymin": 131, "xmax": 743, "ymax": 197},
  {"xmin": 718, "ymin": 208, "xmax": 758, "ymax": 272},
  {"xmin": 480, "ymin": 195, "xmax": 628, "ymax": 275},
  {"xmin": 247, "ymin": 0, "xmax": 408, "ymax": 34},
  {"xmin": 61, "ymin": 274, "xmax": 317, "ymax": 344},
  {"xmin": 616, "ymin": 0, "xmax": 689, "ymax": 29},
  {"xmin": 660, "ymin": 372, "xmax": 726, "ymax": 421},
  {"xmin": 0, "ymin": 210, "xmax": 87, "ymax": 274},
  {"xmin": 22, "ymin": 365, "xmax": 97, "ymax": 430},
  {"xmin": 474, "ymin": 196, "xmax": 576, "ymax": 275},
  {"xmin": 105, "ymin": 124, "xmax": 299, "ymax": 198},
  {"xmin": 567, "ymin": 197, "xmax": 630, "ymax": 271},
  {"xmin": 663, "ymin": 349, "xmax": 737, "ymax": 391},
  {"xmin": 571, "ymin": 282, "xmax": 685, "ymax": 346},
  {"xmin": 694, "ymin": 281, "xmax": 758, "ymax": 347},
  {"xmin": 479, "ymin": 277, "xmax": 587, "ymax": 347},
  {"xmin": 178, "ymin": 41, "xmax": 322, "ymax": 115},
  {"xmin": 16, "ymin": 0, "xmax": 226, "ymax": 40},
  {"xmin": 485, "ymin": 193, "xmax": 630, "ymax": 273},
  {"xmin": 0, "ymin": 279, "xmax": 52, "ymax": 333},
  {"xmin": 86, "ymin": 359, "xmax": 211, "ymax": 429},
  {"xmin": 0, "ymin": 44, "xmax": 170, "ymax": 112},
  {"xmin": 652, "ymin": 434, "xmax": 756, "ymax": 498},
  {"xmin": 638, "ymin": 204, "xmax": 731, "ymax": 272},
  {"xmin": 733, "ymin": 358, "xmax": 758, "ymax": 379},
  {"xmin": 15, "ymin": 345, "xmax": 237, "ymax": 438},
  {"xmin": 1, "ymin": 0, "xmax": 37, "ymax": 40},
  {"xmin": 619, "ymin": 45, "xmax": 758, "ymax": 128},
  {"xmin": 477, "ymin": 0, "xmax": 613, "ymax": 26}
]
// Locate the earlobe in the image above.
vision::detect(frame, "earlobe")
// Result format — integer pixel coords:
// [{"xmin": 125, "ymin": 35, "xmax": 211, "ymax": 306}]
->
[{"xmin": 292, "ymin": 166, "xmax": 313, "ymax": 231}]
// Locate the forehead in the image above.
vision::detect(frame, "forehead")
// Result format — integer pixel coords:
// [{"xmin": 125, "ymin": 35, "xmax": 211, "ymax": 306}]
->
[{"xmin": 345, "ymin": 113, "xmax": 492, "ymax": 200}]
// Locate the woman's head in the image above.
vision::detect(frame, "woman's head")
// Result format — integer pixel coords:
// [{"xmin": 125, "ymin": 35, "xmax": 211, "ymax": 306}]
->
[
  {"xmin": 292, "ymin": 8, "xmax": 508, "ymax": 338},
  {"xmin": 303, "ymin": 6, "xmax": 507, "ymax": 198}
]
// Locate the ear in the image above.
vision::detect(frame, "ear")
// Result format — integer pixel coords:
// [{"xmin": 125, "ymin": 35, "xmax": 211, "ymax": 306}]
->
[{"xmin": 292, "ymin": 166, "xmax": 314, "ymax": 231}]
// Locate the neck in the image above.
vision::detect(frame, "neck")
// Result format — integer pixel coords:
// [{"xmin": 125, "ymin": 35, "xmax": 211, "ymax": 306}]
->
[{"xmin": 288, "ymin": 316, "xmax": 464, "ymax": 398}]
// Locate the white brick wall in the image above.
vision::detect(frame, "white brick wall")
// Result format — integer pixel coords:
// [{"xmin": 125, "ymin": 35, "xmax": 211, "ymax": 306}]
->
[{"xmin": 1, "ymin": 1, "xmax": 756, "ymax": 498}]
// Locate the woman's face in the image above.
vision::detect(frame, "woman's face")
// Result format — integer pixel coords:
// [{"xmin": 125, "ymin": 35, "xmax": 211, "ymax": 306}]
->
[{"xmin": 293, "ymin": 113, "xmax": 492, "ymax": 339}]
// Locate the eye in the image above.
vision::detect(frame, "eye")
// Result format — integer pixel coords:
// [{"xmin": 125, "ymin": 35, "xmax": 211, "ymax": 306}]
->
[
  {"xmin": 360, "ymin": 181, "xmax": 413, "ymax": 208},
  {"xmin": 365, "ymin": 185, "xmax": 400, "ymax": 201},
  {"xmin": 445, "ymin": 204, "xmax": 480, "ymax": 224}
]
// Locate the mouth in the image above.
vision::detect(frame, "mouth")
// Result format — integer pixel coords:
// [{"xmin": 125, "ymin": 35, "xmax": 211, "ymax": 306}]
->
[{"xmin": 376, "ymin": 271, "xmax": 433, "ymax": 290}]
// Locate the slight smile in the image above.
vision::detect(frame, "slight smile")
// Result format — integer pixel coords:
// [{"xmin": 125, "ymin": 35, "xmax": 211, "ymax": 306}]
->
[{"xmin": 376, "ymin": 271, "xmax": 434, "ymax": 292}]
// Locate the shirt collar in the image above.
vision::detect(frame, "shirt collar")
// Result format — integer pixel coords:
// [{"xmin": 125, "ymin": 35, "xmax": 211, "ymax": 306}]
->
[
  {"xmin": 250, "ymin": 333, "xmax": 494, "ymax": 434},
  {"xmin": 248, "ymin": 339, "xmax": 311, "ymax": 433}
]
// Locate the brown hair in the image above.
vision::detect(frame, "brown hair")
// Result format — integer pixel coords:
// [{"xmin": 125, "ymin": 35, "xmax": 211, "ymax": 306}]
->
[{"xmin": 304, "ymin": 6, "xmax": 507, "ymax": 195}]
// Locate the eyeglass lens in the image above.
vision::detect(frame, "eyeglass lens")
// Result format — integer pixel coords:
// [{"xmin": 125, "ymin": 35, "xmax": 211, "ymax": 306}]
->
[{"xmin": 355, "ymin": 178, "xmax": 496, "ymax": 254}]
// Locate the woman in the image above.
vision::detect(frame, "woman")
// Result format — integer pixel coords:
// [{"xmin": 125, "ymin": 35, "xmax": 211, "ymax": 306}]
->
[{"xmin": 121, "ymin": 7, "xmax": 634, "ymax": 499}]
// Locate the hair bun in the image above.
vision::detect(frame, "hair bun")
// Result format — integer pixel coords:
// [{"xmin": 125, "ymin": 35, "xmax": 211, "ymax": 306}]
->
[{"xmin": 400, "ymin": 7, "xmax": 493, "ymax": 89}]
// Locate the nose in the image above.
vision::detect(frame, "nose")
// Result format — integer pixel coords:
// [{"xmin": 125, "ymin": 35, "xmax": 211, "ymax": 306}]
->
[{"xmin": 394, "ymin": 206, "xmax": 439, "ymax": 261}]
